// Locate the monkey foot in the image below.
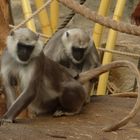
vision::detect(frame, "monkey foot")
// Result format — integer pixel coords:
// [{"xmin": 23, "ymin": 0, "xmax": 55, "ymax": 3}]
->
[
  {"xmin": 0, "ymin": 118, "xmax": 14, "ymax": 125},
  {"xmin": 85, "ymin": 96, "xmax": 91, "ymax": 104},
  {"xmin": 53, "ymin": 110, "xmax": 65, "ymax": 117},
  {"xmin": 53, "ymin": 110, "xmax": 77, "ymax": 117}
]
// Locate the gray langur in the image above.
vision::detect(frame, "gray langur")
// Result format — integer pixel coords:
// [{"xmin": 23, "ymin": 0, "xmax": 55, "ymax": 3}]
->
[
  {"xmin": 44, "ymin": 28, "xmax": 100, "ymax": 101},
  {"xmin": 0, "ymin": 28, "xmax": 87, "ymax": 123}
]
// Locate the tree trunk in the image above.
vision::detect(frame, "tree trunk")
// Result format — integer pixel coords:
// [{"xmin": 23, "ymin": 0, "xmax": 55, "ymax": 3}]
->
[
  {"xmin": 0, "ymin": 0, "xmax": 11, "ymax": 117},
  {"xmin": 0, "ymin": 0, "xmax": 10, "ymax": 54}
]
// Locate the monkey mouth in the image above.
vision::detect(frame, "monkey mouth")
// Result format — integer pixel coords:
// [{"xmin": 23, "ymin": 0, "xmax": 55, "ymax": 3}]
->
[
  {"xmin": 72, "ymin": 47, "xmax": 86, "ymax": 61},
  {"xmin": 17, "ymin": 42, "xmax": 34, "ymax": 62}
]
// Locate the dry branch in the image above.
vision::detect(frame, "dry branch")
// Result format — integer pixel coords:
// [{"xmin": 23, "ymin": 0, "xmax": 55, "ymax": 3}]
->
[
  {"xmin": 78, "ymin": 60, "xmax": 140, "ymax": 131},
  {"xmin": 111, "ymin": 92, "xmax": 137, "ymax": 98}
]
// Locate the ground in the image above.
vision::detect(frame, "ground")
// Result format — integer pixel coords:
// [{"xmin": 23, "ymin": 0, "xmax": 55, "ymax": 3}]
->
[{"xmin": 0, "ymin": 96, "xmax": 140, "ymax": 140}]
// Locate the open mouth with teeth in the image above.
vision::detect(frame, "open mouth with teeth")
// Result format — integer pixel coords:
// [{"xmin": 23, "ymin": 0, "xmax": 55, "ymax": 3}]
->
[{"xmin": 72, "ymin": 47, "xmax": 86, "ymax": 61}]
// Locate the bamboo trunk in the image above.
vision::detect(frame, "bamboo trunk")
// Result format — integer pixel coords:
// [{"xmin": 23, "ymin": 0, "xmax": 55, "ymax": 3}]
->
[{"xmin": 0, "ymin": 0, "xmax": 10, "ymax": 117}]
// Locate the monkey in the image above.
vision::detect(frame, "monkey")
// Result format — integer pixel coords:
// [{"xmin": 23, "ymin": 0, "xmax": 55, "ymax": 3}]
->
[
  {"xmin": 131, "ymin": 1, "xmax": 140, "ymax": 26},
  {"xmin": 44, "ymin": 28, "xmax": 100, "ymax": 74},
  {"xmin": 0, "ymin": 28, "xmax": 87, "ymax": 122},
  {"xmin": 1, "ymin": 28, "xmax": 140, "ymax": 132},
  {"xmin": 44, "ymin": 28, "xmax": 101, "ymax": 102}
]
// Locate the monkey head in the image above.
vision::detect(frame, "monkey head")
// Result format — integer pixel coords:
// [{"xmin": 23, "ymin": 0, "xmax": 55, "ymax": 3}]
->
[
  {"xmin": 61, "ymin": 28, "xmax": 93, "ymax": 64},
  {"xmin": 7, "ymin": 28, "xmax": 43, "ymax": 64}
]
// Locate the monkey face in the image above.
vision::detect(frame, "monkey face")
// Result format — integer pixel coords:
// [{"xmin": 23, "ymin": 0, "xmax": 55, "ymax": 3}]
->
[
  {"xmin": 7, "ymin": 28, "xmax": 44, "ymax": 64},
  {"xmin": 72, "ymin": 46, "xmax": 87, "ymax": 61},
  {"xmin": 61, "ymin": 28, "xmax": 91, "ymax": 64},
  {"xmin": 17, "ymin": 42, "xmax": 34, "ymax": 62}
]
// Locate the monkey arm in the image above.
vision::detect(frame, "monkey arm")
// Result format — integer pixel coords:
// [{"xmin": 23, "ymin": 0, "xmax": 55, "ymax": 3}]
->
[
  {"xmin": 81, "ymin": 47, "xmax": 101, "ymax": 97},
  {"xmin": 1, "ymin": 50, "xmax": 17, "ymax": 108},
  {"xmin": 1, "ymin": 73, "xmax": 17, "ymax": 108},
  {"xmin": 2, "ymin": 85, "xmax": 36, "ymax": 123}
]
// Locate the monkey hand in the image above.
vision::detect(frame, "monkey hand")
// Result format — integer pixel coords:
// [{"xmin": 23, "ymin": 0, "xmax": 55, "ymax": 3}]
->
[
  {"xmin": 0, "ymin": 116, "xmax": 14, "ymax": 125},
  {"xmin": 53, "ymin": 110, "xmax": 65, "ymax": 117},
  {"xmin": 131, "ymin": 2, "xmax": 140, "ymax": 26},
  {"xmin": 53, "ymin": 110, "xmax": 78, "ymax": 117}
]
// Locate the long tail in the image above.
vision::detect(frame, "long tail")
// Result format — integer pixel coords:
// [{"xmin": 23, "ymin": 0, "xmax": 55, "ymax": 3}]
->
[{"xmin": 78, "ymin": 60, "xmax": 140, "ymax": 132}]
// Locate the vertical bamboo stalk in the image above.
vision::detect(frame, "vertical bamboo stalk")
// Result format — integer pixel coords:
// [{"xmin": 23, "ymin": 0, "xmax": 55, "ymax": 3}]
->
[
  {"xmin": 35, "ymin": 0, "xmax": 52, "ymax": 37},
  {"xmin": 97, "ymin": 0, "xmax": 126, "ymax": 95},
  {"xmin": 21, "ymin": 0, "xmax": 36, "ymax": 31},
  {"xmin": 50, "ymin": 0, "xmax": 59, "ymax": 33},
  {"xmin": 93, "ymin": 0, "xmax": 111, "ymax": 48}
]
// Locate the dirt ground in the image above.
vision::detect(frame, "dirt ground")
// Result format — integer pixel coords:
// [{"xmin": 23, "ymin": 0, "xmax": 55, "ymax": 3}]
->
[{"xmin": 0, "ymin": 96, "xmax": 140, "ymax": 140}]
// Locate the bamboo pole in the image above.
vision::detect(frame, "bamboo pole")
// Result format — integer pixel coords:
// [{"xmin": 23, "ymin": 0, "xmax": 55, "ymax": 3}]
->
[
  {"xmin": 97, "ymin": 0, "xmax": 126, "ymax": 95},
  {"xmin": 35, "ymin": 0, "xmax": 52, "ymax": 37},
  {"xmin": 21, "ymin": 0, "xmax": 36, "ymax": 31},
  {"xmin": 50, "ymin": 0, "xmax": 59, "ymax": 33},
  {"xmin": 93, "ymin": 0, "xmax": 111, "ymax": 48}
]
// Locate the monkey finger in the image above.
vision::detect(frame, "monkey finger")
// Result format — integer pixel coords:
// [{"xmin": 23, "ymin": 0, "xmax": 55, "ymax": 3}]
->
[
  {"xmin": 53, "ymin": 110, "xmax": 64, "ymax": 117},
  {"xmin": 0, "ymin": 117, "xmax": 14, "ymax": 126},
  {"xmin": 53, "ymin": 110, "xmax": 78, "ymax": 117}
]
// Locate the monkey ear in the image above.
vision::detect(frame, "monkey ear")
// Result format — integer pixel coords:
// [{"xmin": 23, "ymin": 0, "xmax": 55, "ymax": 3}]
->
[{"xmin": 66, "ymin": 31, "xmax": 69, "ymax": 38}]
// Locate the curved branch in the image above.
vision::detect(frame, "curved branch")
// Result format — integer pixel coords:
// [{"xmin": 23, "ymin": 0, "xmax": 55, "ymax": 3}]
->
[{"xmin": 78, "ymin": 60, "xmax": 140, "ymax": 132}]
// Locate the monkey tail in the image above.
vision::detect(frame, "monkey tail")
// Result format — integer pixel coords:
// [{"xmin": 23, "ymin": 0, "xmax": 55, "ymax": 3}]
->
[{"xmin": 78, "ymin": 60, "xmax": 140, "ymax": 131}]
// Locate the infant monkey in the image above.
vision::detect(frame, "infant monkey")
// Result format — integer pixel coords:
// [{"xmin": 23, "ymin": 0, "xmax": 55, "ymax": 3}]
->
[{"xmin": 1, "ymin": 28, "xmax": 87, "ymax": 123}]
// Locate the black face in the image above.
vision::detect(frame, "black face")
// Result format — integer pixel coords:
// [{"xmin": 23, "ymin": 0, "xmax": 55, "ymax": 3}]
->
[
  {"xmin": 17, "ymin": 42, "xmax": 34, "ymax": 62},
  {"xmin": 72, "ymin": 46, "xmax": 86, "ymax": 61}
]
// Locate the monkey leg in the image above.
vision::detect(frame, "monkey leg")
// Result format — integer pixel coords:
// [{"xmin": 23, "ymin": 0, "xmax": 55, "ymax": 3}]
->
[{"xmin": 53, "ymin": 81, "xmax": 86, "ymax": 117}]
